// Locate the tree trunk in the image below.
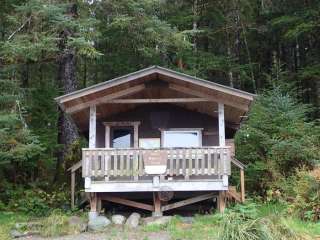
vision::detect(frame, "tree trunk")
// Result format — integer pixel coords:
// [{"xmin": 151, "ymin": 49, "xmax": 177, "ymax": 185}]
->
[
  {"xmin": 54, "ymin": 3, "xmax": 79, "ymax": 183},
  {"xmin": 55, "ymin": 51, "xmax": 79, "ymax": 183}
]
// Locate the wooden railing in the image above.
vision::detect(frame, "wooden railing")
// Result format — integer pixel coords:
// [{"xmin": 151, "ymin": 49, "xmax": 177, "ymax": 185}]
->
[{"xmin": 82, "ymin": 147, "xmax": 231, "ymax": 180}]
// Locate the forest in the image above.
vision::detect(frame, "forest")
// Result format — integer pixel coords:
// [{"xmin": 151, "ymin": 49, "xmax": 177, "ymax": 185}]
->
[{"xmin": 0, "ymin": 0, "xmax": 320, "ymax": 239}]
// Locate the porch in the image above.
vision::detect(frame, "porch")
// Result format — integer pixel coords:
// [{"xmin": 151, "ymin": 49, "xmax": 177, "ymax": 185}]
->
[
  {"xmin": 82, "ymin": 146, "xmax": 231, "ymax": 191},
  {"xmin": 56, "ymin": 66, "xmax": 254, "ymax": 215}
]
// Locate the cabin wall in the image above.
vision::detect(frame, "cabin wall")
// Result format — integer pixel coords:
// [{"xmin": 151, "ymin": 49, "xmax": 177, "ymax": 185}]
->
[{"xmin": 95, "ymin": 104, "xmax": 235, "ymax": 147}]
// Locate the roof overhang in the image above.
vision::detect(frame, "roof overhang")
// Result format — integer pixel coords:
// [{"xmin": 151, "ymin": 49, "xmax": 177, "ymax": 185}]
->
[{"xmin": 55, "ymin": 66, "xmax": 256, "ymax": 131}]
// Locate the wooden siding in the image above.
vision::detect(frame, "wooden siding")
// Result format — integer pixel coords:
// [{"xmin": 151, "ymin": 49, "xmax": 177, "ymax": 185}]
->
[{"xmin": 95, "ymin": 104, "xmax": 236, "ymax": 148}]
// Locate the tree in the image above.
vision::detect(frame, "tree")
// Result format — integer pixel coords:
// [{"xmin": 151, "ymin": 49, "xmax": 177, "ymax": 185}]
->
[
  {"xmin": 0, "ymin": 68, "xmax": 43, "ymax": 183},
  {"xmin": 0, "ymin": 0, "xmax": 100, "ymax": 182},
  {"xmin": 235, "ymin": 87, "xmax": 320, "ymax": 193}
]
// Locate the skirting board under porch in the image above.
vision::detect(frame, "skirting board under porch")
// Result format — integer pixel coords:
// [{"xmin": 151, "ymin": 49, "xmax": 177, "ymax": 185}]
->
[{"xmin": 85, "ymin": 178, "xmax": 229, "ymax": 192}]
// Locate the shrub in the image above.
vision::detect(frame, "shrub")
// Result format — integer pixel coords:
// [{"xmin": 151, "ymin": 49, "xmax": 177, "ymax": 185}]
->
[
  {"xmin": 6, "ymin": 184, "xmax": 69, "ymax": 216},
  {"xmin": 41, "ymin": 210, "xmax": 70, "ymax": 237},
  {"xmin": 287, "ymin": 168, "xmax": 320, "ymax": 221},
  {"xmin": 8, "ymin": 189, "xmax": 50, "ymax": 216},
  {"xmin": 219, "ymin": 203, "xmax": 299, "ymax": 240}
]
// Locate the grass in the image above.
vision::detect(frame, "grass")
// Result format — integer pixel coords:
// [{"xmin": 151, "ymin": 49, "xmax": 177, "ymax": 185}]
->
[
  {"xmin": 257, "ymin": 202, "xmax": 320, "ymax": 239},
  {"xmin": 0, "ymin": 203, "xmax": 319, "ymax": 239},
  {"xmin": 0, "ymin": 211, "xmax": 29, "ymax": 240}
]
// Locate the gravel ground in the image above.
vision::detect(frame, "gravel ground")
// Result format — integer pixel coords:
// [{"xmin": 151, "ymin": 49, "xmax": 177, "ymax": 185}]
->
[{"xmin": 19, "ymin": 227, "xmax": 171, "ymax": 240}]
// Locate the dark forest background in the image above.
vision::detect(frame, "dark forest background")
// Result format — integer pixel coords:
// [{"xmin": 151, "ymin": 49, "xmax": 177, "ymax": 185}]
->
[{"xmin": 0, "ymin": 0, "xmax": 319, "ymax": 218}]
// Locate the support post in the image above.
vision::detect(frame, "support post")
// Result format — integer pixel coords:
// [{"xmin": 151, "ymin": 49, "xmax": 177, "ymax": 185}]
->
[
  {"xmin": 218, "ymin": 103, "xmax": 228, "ymax": 188},
  {"xmin": 217, "ymin": 191, "xmax": 226, "ymax": 213},
  {"xmin": 86, "ymin": 105, "xmax": 96, "ymax": 189},
  {"xmin": 71, "ymin": 171, "xmax": 75, "ymax": 209},
  {"xmin": 133, "ymin": 123, "xmax": 139, "ymax": 148},
  {"xmin": 88, "ymin": 106, "xmax": 97, "ymax": 219},
  {"xmin": 89, "ymin": 105, "xmax": 96, "ymax": 148},
  {"xmin": 89, "ymin": 192, "xmax": 98, "ymax": 220},
  {"xmin": 105, "ymin": 125, "xmax": 110, "ymax": 148},
  {"xmin": 240, "ymin": 169, "xmax": 245, "ymax": 202},
  {"xmin": 153, "ymin": 192, "xmax": 162, "ymax": 217},
  {"xmin": 218, "ymin": 103, "xmax": 225, "ymax": 147}
]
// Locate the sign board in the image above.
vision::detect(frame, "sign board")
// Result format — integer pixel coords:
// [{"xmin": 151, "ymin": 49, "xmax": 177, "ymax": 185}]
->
[{"xmin": 143, "ymin": 150, "xmax": 167, "ymax": 174}]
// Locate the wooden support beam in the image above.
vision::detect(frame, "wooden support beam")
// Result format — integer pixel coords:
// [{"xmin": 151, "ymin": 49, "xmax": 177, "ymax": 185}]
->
[
  {"xmin": 169, "ymin": 83, "xmax": 249, "ymax": 111},
  {"xmin": 153, "ymin": 192, "xmax": 162, "ymax": 216},
  {"xmin": 133, "ymin": 124, "xmax": 139, "ymax": 148},
  {"xmin": 97, "ymin": 195, "xmax": 102, "ymax": 213},
  {"xmin": 108, "ymin": 98, "xmax": 210, "ymax": 103},
  {"xmin": 217, "ymin": 191, "xmax": 226, "ymax": 213},
  {"xmin": 218, "ymin": 103, "xmax": 225, "ymax": 147},
  {"xmin": 240, "ymin": 169, "xmax": 245, "ymax": 203},
  {"xmin": 90, "ymin": 192, "xmax": 98, "ymax": 212},
  {"xmin": 101, "ymin": 195, "xmax": 154, "ymax": 211},
  {"xmin": 105, "ymin": 125, "xmax": 110, "ymax": 148},
  {"xmin": 161, "ymin": 193, "xmax": 215, "ymax": 212},
  {"xmin": 68, "ymin": 161, "xmax": 82, "ymax": 172},
  {"xmin": 89, "ymin": 105, "xmax": 96, "ymax": 148},
  {"xmin": 71, "ymin": 171, "xmax": 75, "ymax": 209},
  {"xmin": 66, "ymin": 84, "xmax": 145, "ymax": 114}
]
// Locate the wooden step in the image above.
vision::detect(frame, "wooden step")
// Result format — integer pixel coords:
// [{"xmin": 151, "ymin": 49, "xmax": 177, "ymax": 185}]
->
[{"xmin": 226, "ymin": 186, "xmax": 242, "ymax": 203}]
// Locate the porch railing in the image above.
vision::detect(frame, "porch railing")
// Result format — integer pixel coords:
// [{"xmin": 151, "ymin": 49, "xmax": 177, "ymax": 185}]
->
[{"xmin": 82, "ymin": 147, "xmax": 231, "ymax": 179}]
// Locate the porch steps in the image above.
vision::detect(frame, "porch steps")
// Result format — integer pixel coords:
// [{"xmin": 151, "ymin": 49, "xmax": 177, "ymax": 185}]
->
[{"xmin": 226, "ymin": 186, "xmax": 242, "ymax": 203}]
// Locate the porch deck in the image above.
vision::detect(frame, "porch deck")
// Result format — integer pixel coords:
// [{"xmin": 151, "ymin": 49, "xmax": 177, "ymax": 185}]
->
[{"xmin": 82, "ymin": 146, "xmax": 231, "ymax": 192}]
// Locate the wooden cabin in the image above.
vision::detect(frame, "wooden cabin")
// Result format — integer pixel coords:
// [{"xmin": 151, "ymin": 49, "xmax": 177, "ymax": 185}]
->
[{"xmin": 55, "ymin": 66, "xmax": 254, "ymax": 219}]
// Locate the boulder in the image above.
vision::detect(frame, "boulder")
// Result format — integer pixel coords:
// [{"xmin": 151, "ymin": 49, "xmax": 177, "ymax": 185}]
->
[
  {"xmin": 68, "ymin": 216, "xmax": 87, "ymax": 233},
  {"xmin": 10, "ymin": 229, "xmax": 30, "ymax": 238},
  {"xmin": 111, "ymin": 214, "xmax": 126, "ymax": 225},
  {"xmin": 125, "ymin": 212, "xmax": 141, "ymax": 228},
  {"xmin": 180, "ymin": 216, "xmax": 194, "ymax": 224},
  {"xmin": 88, "ymin": 216, "xmax": 111, "ymax": 231},
  {"xmin": 143, "ymin": 216, "xmax": 172, "ymax": 226}
]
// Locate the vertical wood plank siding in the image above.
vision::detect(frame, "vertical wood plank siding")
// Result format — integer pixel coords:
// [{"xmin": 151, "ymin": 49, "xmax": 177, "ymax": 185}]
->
[{"xmin": 82, "ymin": 147, "xmax": 231, "ymax": 179}]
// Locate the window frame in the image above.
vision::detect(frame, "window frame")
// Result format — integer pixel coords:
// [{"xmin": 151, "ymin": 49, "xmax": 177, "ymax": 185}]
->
[
  {"xmin": 103, "ymin": 121, "xmax": 140, "ymax": 148},
  {"xmin": 160, "ymin": 128, "xmax": 203, "ymax": 148}
]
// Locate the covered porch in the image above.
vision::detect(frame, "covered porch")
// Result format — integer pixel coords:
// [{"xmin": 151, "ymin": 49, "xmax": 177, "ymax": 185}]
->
[{"xmin": 56, "ymin": 66, "xmax": 254, "ymax": 215}]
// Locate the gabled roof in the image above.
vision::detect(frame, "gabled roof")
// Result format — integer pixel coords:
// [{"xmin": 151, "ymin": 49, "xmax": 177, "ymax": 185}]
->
[
  {"xmin": 55, "ymin": 66, "xmax": 255, "ymax": 103},
  {"xmin": 55, "ymin": 66, "xmax": 255, "ymax": 130}
]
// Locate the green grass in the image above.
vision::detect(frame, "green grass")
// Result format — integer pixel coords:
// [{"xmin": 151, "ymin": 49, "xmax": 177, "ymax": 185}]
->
[
  {"xmin": 256, "ymin": 202, "xmax": 320, "ymax": 238},
  {"xmin": 0, "ymin": 211, "xmax": 29, "ymax": 240},
  {"xmin": 0, "ymin": 203, "xmax": 319, "ymax": 239},
  {"xmin": 165, "ymin": 215, "xmax": 220, "ymax": 240}
]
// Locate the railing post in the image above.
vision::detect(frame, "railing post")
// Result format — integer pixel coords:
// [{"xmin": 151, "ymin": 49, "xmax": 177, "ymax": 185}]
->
[
  {"xmin": 71, "ymin": 170, "xmax": 75, "ymax": 209},
  {"xmin": 240, "ymin": 169, "xmax": 245, "ymax": 202}
]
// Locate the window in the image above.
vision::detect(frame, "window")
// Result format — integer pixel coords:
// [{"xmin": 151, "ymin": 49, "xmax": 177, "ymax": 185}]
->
[
  {"xmin": 111, "ymin": 128, "xmax": 133, "ymax": 148},
  {"xmin": 104, "ymin": 121, "xmax": 140, "ymax": 148},
  {"xmin": 162, "ymin": 129, "xmax": 202, "ymax": 148}
]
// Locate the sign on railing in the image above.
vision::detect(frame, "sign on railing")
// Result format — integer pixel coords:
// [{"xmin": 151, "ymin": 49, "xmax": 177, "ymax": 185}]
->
[{"xmin": 143, "ymin": 150, "xmax": 167, "ymax": 174}]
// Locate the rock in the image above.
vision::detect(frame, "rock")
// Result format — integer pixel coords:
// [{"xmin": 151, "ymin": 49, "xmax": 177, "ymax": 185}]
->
[
  {"xmin": 88, "ymin": 216, "xmax": 111, "ymax": 231},
  {"xmin": 10, "ymin": 229, "xmax": 29, "ymax": 238},
  {"xmin": 15, "ymin": 223, "xmax": 27, "ymax": 230},
  {"xmin": 111, "ymin": 214, "xmax": 126, "ymax": 225},
  {"xmin": 143, "ymin": 216, "xmax": 172, "ymax": 226},
  {"xmin": 68, "ymin": 216, "xmax": 88, "ymax": 233},
  {"xmin": 180, "ymin": 216, "xmax": 193, "ymax": 224},
  {"xmin": 125, "ymin": 212, "xmax": 141, "ymax": 228}
]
